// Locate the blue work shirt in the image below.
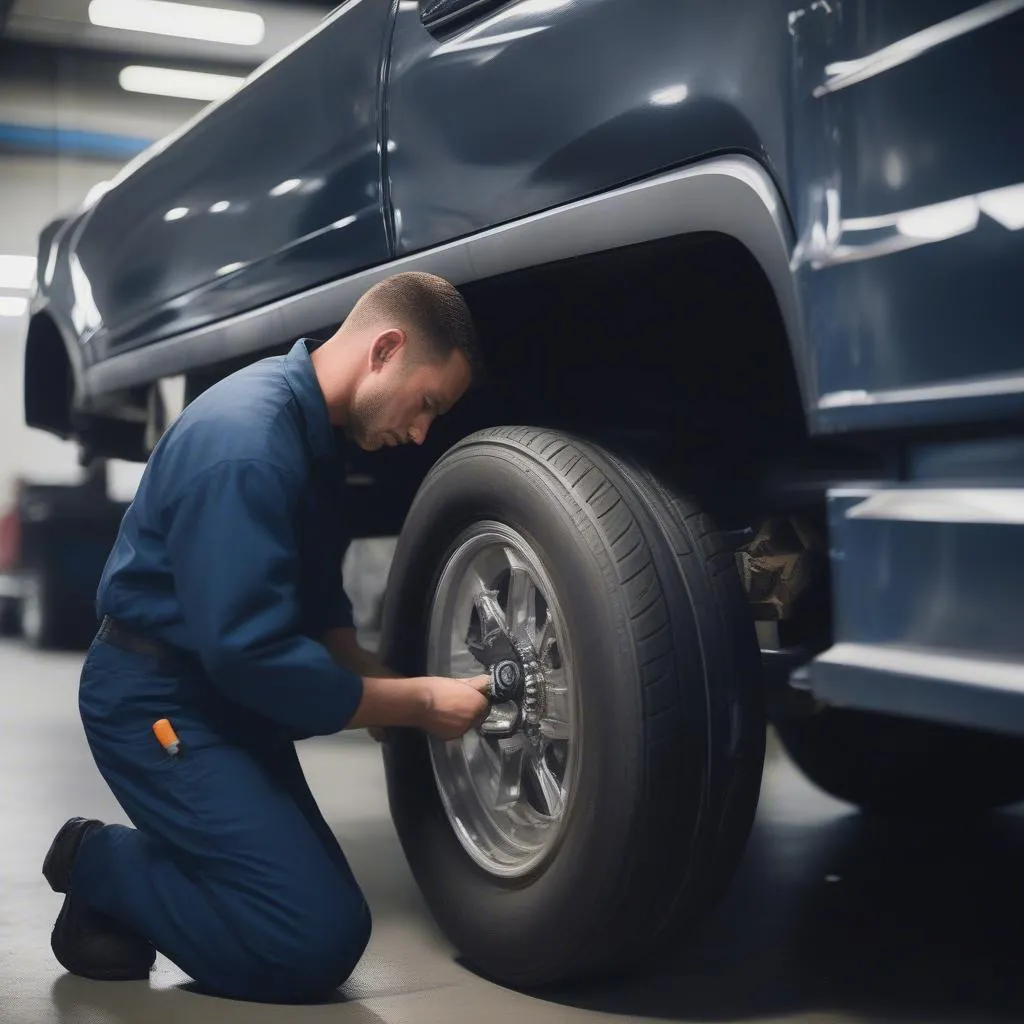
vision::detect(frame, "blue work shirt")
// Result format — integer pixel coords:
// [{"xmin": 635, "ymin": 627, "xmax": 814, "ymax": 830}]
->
[{"xmin": 96, "ymin": 338, "xmax": 364, "ymax": 739}]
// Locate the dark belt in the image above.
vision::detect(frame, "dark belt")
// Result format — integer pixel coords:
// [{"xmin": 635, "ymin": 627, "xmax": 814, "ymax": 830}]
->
[{"xmin": 96, "ymin": 615, "xmax": 179, "ymax": 660}]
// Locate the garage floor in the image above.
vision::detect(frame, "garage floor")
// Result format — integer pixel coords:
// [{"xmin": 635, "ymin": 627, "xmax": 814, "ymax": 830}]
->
[{"xmin": 4, "ymin": 641, "xmax": 1024, "ymax": 1024}]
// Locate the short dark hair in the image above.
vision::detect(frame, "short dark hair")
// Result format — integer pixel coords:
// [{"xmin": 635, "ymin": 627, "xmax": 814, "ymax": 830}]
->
[{"xmin": 348, "ymin": 272, "xmax": 483, "ymax": 385}]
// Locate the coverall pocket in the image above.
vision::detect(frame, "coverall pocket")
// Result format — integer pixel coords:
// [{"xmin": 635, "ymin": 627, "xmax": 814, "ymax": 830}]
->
[{"xmin": 79, "ymin": 639, "xmax": 219, "ymax": 774}]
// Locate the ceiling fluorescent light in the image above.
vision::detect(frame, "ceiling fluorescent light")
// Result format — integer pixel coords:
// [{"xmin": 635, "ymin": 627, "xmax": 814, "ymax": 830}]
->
[
  {"xmin": 89, "ymin": 0, "xmax": 264, "ymax": 46},
  {"xmin": 120, "ymin": 65, "xmax": 245, "ymax": 102},
  {"xmin": 0, "ymin": 255, "xmax": 36, "ymax": 290}
]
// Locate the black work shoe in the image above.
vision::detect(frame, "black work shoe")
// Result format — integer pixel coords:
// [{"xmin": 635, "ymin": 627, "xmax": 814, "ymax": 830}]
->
[
  {"xmin": 44, "ymin": 817, "xmax": 156, "ymax": 981},
  {"xmin": 51, "ymin": 892, "xmax": 156, "ymax": 981},
  {"xmin": 43, "ymin": 817, "xmax": 103, "ymax": 894}
]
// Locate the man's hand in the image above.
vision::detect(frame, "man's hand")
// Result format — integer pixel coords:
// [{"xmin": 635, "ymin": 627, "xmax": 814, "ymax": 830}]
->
[
  {"xmin": 345, "ymin": 669, "xmax": 492, "ymax": 740},
  {"xmin": 326, "ymin": 628, "xmax": 491, "ymax": 742},
  {"xmin": 418, "ymin": 674, "xmax": 491, "ymax": 741}
]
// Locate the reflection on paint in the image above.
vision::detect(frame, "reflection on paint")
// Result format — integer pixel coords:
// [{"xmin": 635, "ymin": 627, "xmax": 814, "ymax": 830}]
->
[
  {"xmin": 432, "ymin": 0, "xmax": 571, "ymax": 57},
  {"xmin": 650, "ymin": 84, "xmax": 689, "ymax": 106},
  {"xmin": 69, "ymin": 253, "xmax": 101, "ymax": 337},
  {"xmin": 896, "ymin": 196, "xmax": 980, "ymax": 240},
  {"xmin": 269, "ymin": 178, "xmax": 302, "ymax": 197},
  {"xmin": 815, "ymin": 0, "xmax": 1024, "ymax": 96},
  {"xmin": 978, "ymin": 184, "xmax": 1024, "ymax": 230},
  {"xmin": 796, "ymin": 182, "xmax": 1024, "ymax": 269}
]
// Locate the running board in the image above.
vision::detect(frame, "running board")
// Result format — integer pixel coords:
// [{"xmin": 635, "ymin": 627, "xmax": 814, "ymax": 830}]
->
[
  {"xmin": 794, "ymin": 482, "xmax": 1024, "ymax": 739},
  {"xmin": 797, "ymin": 643, "xmax": 1024, "ymax": 739}
]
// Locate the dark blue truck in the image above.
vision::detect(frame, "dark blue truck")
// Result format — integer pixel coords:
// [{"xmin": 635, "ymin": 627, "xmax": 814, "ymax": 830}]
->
[{"xmin": 21, "ymin": 0, "xmax": 1024, "ymax": 989}]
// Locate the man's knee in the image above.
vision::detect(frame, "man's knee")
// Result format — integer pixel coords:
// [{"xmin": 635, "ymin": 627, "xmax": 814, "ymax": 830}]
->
[
  {"xmin": 245, "ymin": 894, "xmax": 372, "ymax": 1003},
  {"xmin": 299, "ymin": 895, "xmax": 372, "ymax": 995}
]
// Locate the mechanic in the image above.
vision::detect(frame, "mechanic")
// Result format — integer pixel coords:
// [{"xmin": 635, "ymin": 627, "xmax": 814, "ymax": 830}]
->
[{"xmin": 41, "ymin": 271, "xmax": 491, "ymax": 1003}]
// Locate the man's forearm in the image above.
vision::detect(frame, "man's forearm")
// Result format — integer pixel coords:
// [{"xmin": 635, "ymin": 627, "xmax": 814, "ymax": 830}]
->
[
  {"xmin": 324, "ymin": 627, "xmax": 425, "ymax": 737},
  {"xmin": 346, "ymin": 675, "xmax": 431, "ymax": 731}
]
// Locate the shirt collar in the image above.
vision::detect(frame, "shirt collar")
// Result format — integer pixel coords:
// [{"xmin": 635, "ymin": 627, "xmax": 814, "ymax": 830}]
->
[{"xmin": 283, "ymin": 338, "xmax": 338, "ymax": 464}]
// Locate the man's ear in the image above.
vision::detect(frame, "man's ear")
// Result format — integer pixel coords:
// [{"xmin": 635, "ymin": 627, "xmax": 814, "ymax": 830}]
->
[{"xmin": 369, "ymin": 328, "xmax": 406, "ymax": 371}]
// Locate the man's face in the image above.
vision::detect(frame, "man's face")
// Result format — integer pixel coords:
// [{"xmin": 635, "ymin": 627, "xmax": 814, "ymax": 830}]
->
[{"xmin": 346, "ymin": 330, "xmax": 472, "ymax": 452}]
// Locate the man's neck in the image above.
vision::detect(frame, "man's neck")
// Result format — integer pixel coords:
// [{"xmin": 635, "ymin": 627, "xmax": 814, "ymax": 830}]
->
[{"xmin": 309, "ymin": 335, "xmax": 355, "ymax": 427}]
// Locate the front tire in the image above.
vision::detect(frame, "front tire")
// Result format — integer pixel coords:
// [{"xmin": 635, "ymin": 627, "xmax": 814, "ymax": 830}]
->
[{"xmin": 380, "ymin": 427, "xmax": 765, "ymax": 987}]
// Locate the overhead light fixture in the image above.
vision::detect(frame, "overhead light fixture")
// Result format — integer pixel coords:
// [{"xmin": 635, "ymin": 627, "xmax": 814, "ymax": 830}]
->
[
  {"xmin": 0, "ymin": 255, "xmax": 36, "ymax": 290},
  {"xmin": 0, "ymin": 296, "xmax": 29, "ymax": 318},
  {"xmin": 163, "ymin": 206, "xmax": 189, "ymax": 221},
  {"xmin": 119, "ymin": 65, "xmax": 245, "ymax": 102},
  {"xmin": 209, "ymin": 200, "xmax": 231, "ymax": 213},
  {"xmin": 89, "ymin": 0, "xmax": 264, "ymax": 46}
]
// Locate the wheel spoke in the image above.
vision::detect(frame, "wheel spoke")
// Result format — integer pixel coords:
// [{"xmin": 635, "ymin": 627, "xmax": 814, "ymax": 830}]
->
[
  {"xmin": 503, "ymin": 549, "xmax": 536, "ymax": 640},
  {"xmin": 480, "ymin": 702, "xmax": 520, "ymax": 736},
  {"xmin": 473, "ymin": 585, "xmax": 507, "ymax": 637},
  {"xmin": 539, "ymin": 683, "xmax": 571, "ymax": 741},
  {"xmin": 495, "ymin": 736, "xmax": 526, "ymax": 809},
  {"xmin": 462, "ymin": 730, "xmax": 497, "ymax": 786},
  {"xmin": 536, "ymin": 613, "xmax": 560, "ymax": 667},
  {"xmin": 466, "ymin": 581, "xmax": 509, "ymax": 665},
  {"xmin": 527, "ymin": 754, "xmax": 564, "ymax": 818}
]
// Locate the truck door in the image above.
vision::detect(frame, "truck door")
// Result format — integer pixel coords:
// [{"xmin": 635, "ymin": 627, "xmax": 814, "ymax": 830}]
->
[{"xmin": 76, "ymin": 0, "xmax": 396, "ymax": 358}]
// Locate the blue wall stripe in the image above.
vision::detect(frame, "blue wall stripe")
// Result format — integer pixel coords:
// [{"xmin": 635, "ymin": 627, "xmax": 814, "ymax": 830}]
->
[{"xmin": 0, "ymin": 122, "xmax": 155, "ymax": 160}]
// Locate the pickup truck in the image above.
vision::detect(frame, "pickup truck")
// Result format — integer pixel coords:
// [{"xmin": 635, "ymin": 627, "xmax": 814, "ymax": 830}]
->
[{"xmin": 21, "ymin": 0, "xmax": 1024, "ymax": 990}]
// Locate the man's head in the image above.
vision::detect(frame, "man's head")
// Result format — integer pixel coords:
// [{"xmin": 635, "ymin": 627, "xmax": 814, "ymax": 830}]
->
[{"xmin": 316, "ymin": 272, "xmax": 481, "ymax": 452}]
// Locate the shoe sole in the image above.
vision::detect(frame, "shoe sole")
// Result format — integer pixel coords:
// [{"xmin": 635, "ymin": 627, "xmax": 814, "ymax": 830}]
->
[{"xmin": 50, "ymin": 899, "xmax": 154, "ymax": 982}]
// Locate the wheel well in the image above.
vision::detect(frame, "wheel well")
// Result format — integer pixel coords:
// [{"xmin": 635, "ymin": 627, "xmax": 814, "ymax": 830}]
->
[
  {"xmin": 465, "ymin": 231, "xmax": 805, "ymax": 450},
  {"xmin": 396, "ymin": 232, "xmax": 811, "ymax": 524},
  {"xmin": 24, "ymin": 313, "xmax": 73, "ymax": 438}
]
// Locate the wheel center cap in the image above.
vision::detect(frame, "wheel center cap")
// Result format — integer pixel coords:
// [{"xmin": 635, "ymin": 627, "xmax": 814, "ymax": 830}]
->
[{"xmin": 490, "ymin": 659, "xmax": 524, "ymax": 703}]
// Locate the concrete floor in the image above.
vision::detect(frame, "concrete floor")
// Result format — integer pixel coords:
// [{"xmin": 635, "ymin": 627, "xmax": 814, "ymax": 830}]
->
[{"xmin": 4, "ymin": 641, "xmax": 1024, "ymax": 1024}]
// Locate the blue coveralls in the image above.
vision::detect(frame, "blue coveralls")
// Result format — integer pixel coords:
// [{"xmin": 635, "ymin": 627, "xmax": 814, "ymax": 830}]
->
[{"xmin": 72, "ymin": 338, "xmax": 372, "ymax": 1003}]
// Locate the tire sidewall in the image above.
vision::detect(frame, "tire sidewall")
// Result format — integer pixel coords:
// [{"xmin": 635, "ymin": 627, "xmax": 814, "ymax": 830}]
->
[{"xmin": 381, "ymin": 441, "xmax": 650, "ymax": 973}]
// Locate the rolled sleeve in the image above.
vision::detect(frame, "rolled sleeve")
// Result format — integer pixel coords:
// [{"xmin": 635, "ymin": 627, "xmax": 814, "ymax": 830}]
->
[{"xmin": 163, "ymin": 458, "xmax": 363, "ymax": 736}]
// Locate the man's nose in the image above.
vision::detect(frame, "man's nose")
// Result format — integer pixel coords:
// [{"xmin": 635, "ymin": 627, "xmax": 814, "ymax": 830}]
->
[{"xmin": 409, "ymin": 415, "xmax": 432, "ymax": 445}]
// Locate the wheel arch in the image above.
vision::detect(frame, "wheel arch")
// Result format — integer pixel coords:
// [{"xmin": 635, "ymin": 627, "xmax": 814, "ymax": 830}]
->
[
  {"xmin": 79, "ymin": 154, "xmax": 810, "ymax": 413},
  {"xmin": 23, "ymin": 308, "xmax": 79, "ymax": 440}
]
